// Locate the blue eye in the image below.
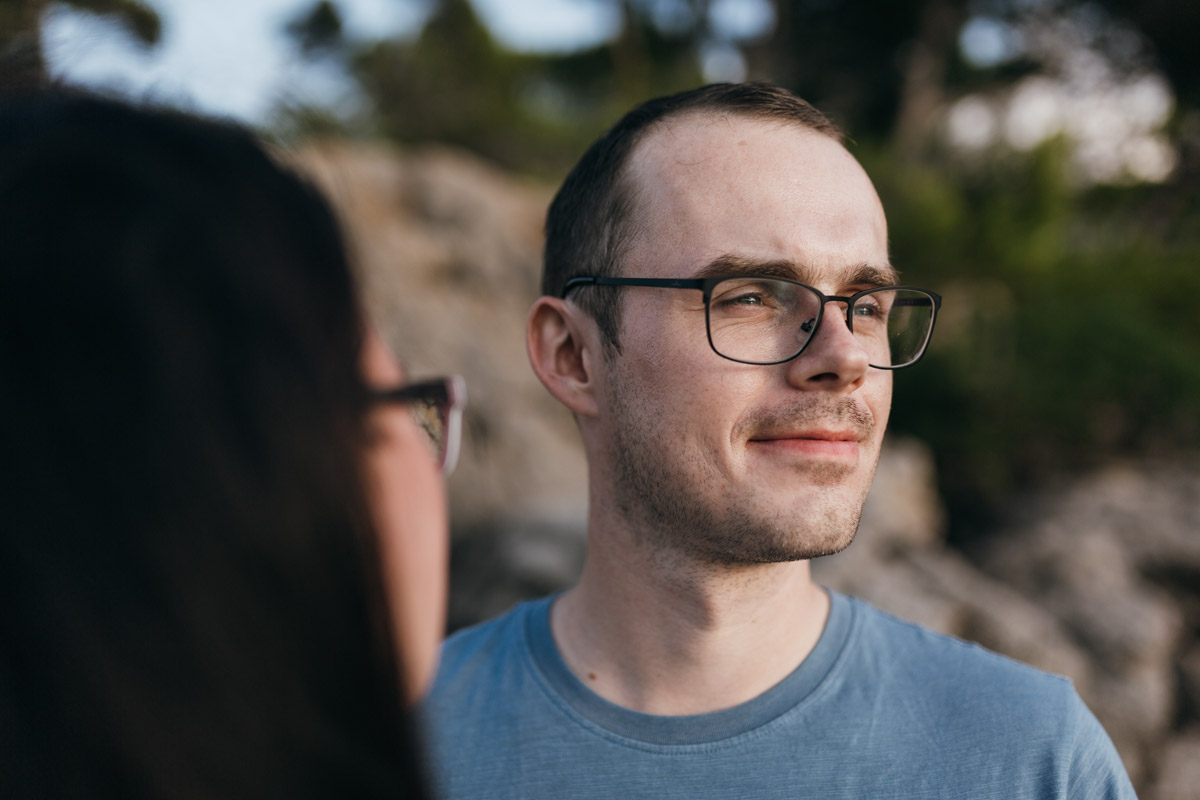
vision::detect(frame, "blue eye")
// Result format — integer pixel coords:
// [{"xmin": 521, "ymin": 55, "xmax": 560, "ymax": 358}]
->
[
  {"xmin": 713, "ymin": 283, "xmax": 778, "ymax": 309},
  {"xmin": 852, "ymin": 297, "xmax": 889, "ymax": 320},
  {"xmin": 730, "ymin": 293, "xmax": 765, "ymax": 306}
]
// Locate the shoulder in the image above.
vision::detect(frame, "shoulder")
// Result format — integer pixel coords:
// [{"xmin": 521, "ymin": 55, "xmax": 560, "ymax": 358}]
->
[
  {"xmin": 838, "ymin": 595, "xmax": 1135, "ymax": 796},
  {"xmin": 424, "ymin": 597, "xmax": 548, "ymax": 715},
  {"xmin": 421, "ymin": 596, "xmax": 574, "ymax": 795},
  {"xmin": 846, "ymin": 593, "xmax": 1077, "ymax": 701},
  {"xmin": 437, "ymin": 602, "xmax": 532, "ymax": 671},
  {"xmin": 836, "ymin": 594, "xmax": 1087, "ymax": 742}
]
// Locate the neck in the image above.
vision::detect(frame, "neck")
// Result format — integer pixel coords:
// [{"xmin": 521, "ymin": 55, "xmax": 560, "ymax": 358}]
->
[{"xmin": 551, "ymin": 500, "xmax": 831, "ymax": 716}]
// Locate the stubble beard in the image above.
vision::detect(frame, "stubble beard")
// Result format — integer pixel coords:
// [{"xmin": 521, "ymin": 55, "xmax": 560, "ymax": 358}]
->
[{"xmin": 607, "ymin": 383, "xmax": 878, "ymax": 566}]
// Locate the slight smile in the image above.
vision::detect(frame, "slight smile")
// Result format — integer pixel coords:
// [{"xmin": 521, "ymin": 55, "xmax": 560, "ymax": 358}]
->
[{"xmin": 747, "ymin": 430, "xmax": 861, "ymax": 459}]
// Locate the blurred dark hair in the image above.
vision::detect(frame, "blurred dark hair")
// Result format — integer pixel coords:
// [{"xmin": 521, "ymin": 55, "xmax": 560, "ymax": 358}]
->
[
  {"xmin": 543, "ymin": 81, "xmax": 842, "ymax": 353},
  {"xmin": 0, "ymin": 91, "xmax": 427, "ymax": 798}
]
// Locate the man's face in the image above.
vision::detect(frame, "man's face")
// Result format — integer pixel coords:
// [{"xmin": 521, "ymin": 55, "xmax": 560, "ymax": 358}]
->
[{"xmin": 595, "ymin": 113, "xmax": 893, "ymax": 564}]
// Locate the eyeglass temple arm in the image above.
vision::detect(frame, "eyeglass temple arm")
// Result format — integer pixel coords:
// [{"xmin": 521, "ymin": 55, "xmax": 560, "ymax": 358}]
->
[
  {"xmin": 372, "ymin": 375, "xmax": 467, "ymax": 409},
  {"xmin": 893, "ymin": 297, "xmax": 940, "ymax": 308},
  {"xmin": 561, "ymin": 276, "xmax": 706, "ymax": 297},
  {"xmin": 890, "ymin": 289, "xmax": 942, "ymax": 308}
]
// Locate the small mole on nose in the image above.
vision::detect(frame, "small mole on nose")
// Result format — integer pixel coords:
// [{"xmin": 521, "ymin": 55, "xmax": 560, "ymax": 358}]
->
[{"xmin": 588, "ymin": 673, "xmax": 598, "ymax": 681}]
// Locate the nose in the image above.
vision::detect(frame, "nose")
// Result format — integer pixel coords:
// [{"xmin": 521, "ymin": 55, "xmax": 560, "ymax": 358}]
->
[{"xmin": 784, "ymin": 300, "xmax": 870, "ymax": 392}]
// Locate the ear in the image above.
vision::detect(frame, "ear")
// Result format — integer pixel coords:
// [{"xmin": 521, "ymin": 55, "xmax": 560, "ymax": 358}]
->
[{"xmin": 526, "ymin": 296, "xmax": 602, "ymax": 418}]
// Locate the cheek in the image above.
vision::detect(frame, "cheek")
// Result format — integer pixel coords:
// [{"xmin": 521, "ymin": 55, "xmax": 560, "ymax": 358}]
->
[
  {"xmin": 866, "ymin": 371, "xmax": 893, "ymax": 433},
  {"xmin": 623, "ymin": 351, "xmax": 761, "ymax": 460},
  {"xmin": 616, "ymin": 301, "xmax": 769, "ymax": 459},
  {"xmin": 367, "ymin": 413, "xmax": 449, "ymax": 704}
]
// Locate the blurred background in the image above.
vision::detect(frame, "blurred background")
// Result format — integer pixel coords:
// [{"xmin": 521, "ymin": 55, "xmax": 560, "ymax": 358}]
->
[{"xmin": 5, "ymin": 0, "xmax": 1198, "ymax": 795}]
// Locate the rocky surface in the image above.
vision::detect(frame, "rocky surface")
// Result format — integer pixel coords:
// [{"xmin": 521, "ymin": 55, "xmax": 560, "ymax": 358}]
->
[
  {"xmin": 292, "ymin": 140, "xmax": 1199, "ymax": 799},
  {"xmin": 969, "ymin": 461, "xmax": 1200, "ymax": 790}
]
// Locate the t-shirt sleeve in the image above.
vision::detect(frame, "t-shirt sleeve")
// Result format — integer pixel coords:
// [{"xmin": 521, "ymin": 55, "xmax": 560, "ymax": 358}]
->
[{"xmin": 1065, "ymin": 690, "xmax": 1138, "ymax": 800}]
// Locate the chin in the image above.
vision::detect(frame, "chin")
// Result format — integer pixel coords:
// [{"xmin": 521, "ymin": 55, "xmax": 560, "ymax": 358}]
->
[
  {"xmin": 688, "ymin": 506, "xmax": 861, "ymax": 566},
  {"xmin": 754, "ymin": 528, "xmax": 857, "ymax": 564}
]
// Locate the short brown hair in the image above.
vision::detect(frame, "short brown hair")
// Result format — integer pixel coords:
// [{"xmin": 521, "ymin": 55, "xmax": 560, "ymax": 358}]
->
[{"xmin": 543, "ymin": 82, "xmax": 843, "ymax": 353}]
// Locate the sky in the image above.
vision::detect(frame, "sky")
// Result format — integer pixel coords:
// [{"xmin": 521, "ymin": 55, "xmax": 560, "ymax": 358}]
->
[
  {"xmin": 44, "ymin": 0, "xmax": 771, "ymax": 124},
  {"xmin": 44, "ymin": 0, "xmax": 620, "ymax": 122},
  {"xmin": 42, "ymin": 0, "xmax": 1175, "ymax": 183}
]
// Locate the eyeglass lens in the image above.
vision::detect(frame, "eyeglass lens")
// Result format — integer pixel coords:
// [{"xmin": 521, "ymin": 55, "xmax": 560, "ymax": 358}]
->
[
  {"xmin": 405, "ymin": 395, "xmax": 448, "ymax": 468},
  {"xmin": 707, "ymin": 278, "xmax": 937, "ymax": 367},
  {"xmin": 372, "ymin": 376, "xmax": 465, "ymax": 474}
]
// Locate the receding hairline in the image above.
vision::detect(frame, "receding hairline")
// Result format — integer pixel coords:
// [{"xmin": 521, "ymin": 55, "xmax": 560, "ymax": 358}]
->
[
  {"xmin": 624, "ymin": 105, "xmax": 843, "ymax": 170},
  {"xmin": 612, "ymin": 109, "xmax": 861, "ymax": 280},
  {"xmin": 646, "ymin": 104, "xmax": 839, "ymax": 140}
]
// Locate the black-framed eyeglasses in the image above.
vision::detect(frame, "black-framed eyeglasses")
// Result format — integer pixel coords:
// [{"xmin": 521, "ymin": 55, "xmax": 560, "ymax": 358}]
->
[
  {"xmin": 372, "ymin": 375, "xmax": 467, "ymax": 474},
  {"xmin": 563, "ymin": 276, "xmax": 941, "ymax": 369}
]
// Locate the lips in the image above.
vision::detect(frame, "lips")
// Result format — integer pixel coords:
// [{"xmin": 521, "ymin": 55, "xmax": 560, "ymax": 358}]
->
[
  {"xmin": 738, "ymin": 398, "xmax": 874, "ymax": 460},
  {"xmin": 747, "ymin": 428, "xmax": 864, "ymax": 459},
  {"xmin": 751, "ymin": 428, "xmax": 860, "ymax": 443}
]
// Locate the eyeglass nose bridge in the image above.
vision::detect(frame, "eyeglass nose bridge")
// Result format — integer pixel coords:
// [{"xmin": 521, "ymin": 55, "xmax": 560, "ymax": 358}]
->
[
  {"xmin": 825, "ymin": 294, "xmax": 861, "ymax": 326},
  {"xmin": 700, "ymin": 284, "xmax": 866, "ymax": 366},
  {"xmin": 796, "ymin": 295, "xmax": 858, "ymax": 343},
  {"xmin": 753, "ymin": 291, "xmax": 878, "ymax": 366},
  {"xmin": 744, "ymin": 294, "xmax": 862, "ymax": 365}
]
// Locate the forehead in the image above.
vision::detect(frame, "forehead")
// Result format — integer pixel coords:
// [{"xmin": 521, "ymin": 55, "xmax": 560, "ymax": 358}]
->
[{"xmin": 623, "ymin": 112, "xmax": 890, "ymax": 287}]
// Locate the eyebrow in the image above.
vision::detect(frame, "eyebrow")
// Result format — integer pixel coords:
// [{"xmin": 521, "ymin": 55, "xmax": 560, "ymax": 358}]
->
[{"xmin": 693, "ymin": 254, "xmax": 900, "ymax": 288}]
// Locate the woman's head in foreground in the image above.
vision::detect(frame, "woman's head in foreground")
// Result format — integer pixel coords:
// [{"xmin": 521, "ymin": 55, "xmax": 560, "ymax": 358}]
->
[{"xmin": 0, "ymin": 91, "xmax": 448, "ymax": 797}]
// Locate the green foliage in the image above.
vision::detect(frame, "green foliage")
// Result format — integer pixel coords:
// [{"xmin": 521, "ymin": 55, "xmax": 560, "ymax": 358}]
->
[
  {"xmin": 286, "ymin": 0, "xmax": 343, "ymax": 55},
  {"xmin": 291, "ymin": 0, "xmax": 703, "ymax": 177},
  {"xmin": 351, "ymin": 0, "xmax": 526, "ymax": 160},
  {"xmin": 870, "ymin": 142, "xmax": 1200, "ymax": 531}
]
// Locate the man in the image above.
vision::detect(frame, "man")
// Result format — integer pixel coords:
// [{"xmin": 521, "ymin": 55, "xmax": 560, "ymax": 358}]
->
[{"xmin": 424, "ymin": 83, "xmax": 1133, "ymax": 798}]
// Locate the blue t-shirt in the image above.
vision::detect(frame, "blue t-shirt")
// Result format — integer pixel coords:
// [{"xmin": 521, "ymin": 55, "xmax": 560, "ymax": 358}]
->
[{"xmin": 423, "ymin": 591, "xmax": 1134, "ymax": 799}]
